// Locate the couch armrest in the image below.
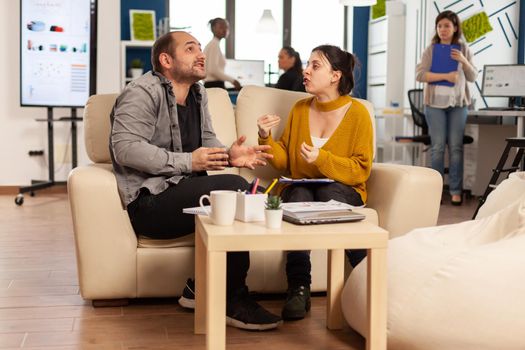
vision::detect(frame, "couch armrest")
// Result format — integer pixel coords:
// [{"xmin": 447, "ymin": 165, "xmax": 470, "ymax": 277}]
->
[
  {"xmin": 367, "ymin": 163, "xmax": 442, "ymax": 238},
  {"xmin": 68, "ymin": 164, "xmax": 138, "ymax": 300}
]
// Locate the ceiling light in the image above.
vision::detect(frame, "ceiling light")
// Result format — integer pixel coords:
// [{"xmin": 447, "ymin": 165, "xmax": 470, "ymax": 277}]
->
[{"xmin": 256, "ymin": 9, "xmax": 278, "ymax": 34}]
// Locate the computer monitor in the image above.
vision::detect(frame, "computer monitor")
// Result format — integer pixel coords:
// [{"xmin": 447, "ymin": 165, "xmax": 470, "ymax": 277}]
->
[
  {"xmin": 225, "ymin": 59, "xmax": 265, "ymax": 88},
  {"xmin": 481, "ymin": 64, "xmax": 525, "ymax": 98}
]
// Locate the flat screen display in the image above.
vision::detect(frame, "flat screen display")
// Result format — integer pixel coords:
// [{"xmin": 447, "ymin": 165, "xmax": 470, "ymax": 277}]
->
[
  {"xmin": 20, "ymin": 0, "xmax": 97, "ymax": 107},
  {"xmin": 481, "ymin": 64, "xmax": 525, "ymax": 97},
  {"xmin": 225, "ymin": 59, "xmax": 265, "ymax": 87}
]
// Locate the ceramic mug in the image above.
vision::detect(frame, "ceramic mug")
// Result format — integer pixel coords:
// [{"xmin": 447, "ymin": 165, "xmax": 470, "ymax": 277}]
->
[{"xmin": 199, "ymin": 190, "xmax": 237, "ymax": 225}]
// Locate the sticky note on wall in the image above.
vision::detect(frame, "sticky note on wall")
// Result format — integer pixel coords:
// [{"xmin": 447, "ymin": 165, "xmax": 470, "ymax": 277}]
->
[{"xmin": 462, "ymin": 12, "xmax": 493, "ymax": 43}]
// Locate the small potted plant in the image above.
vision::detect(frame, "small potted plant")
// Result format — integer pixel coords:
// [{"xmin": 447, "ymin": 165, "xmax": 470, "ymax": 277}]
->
[
  {"xmin": 264, "ymin": 195, "xmax": 283, "ymax": 229},
  {"xmin": 129, "ymin": 58, "xmax": 144, "ymax": 79}
]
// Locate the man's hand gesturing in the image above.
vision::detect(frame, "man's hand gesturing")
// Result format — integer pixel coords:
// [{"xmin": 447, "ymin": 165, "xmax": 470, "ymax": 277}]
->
[{"xmin": 191, "ymin": 147, "xmax": 229, "ymax": 171}]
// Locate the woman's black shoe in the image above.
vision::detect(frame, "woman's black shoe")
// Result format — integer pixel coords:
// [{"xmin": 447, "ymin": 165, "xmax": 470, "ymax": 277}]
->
[{"xmin": 451, "ymin": 196, "xmax": 463, "ymax": 206}]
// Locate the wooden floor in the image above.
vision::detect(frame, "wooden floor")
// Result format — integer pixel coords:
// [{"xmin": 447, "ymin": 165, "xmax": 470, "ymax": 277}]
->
[{"xmin": 0, "ymin": 192, "xmax": 477, "ymax": 349}]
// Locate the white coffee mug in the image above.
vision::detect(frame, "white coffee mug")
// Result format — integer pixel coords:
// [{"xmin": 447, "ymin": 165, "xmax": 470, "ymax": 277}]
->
[{"xmin": 199, "ymin": 190, "xmax": 237, "ymax": 225}]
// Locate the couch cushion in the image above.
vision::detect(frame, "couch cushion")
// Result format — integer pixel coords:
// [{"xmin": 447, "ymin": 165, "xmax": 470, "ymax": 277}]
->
[
  {"xmin": 84, "ymin": 94, "xmax": 118, "ymax": 163},
  {"xmin": 138, "ymin": 233, "xmax": 194, "ymax": 248}
]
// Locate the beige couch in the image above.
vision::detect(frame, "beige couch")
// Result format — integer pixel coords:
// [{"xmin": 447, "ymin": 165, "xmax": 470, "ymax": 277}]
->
[{"xmin": 68, "ymin": 85, "xmax": 442, "ymax": 303}]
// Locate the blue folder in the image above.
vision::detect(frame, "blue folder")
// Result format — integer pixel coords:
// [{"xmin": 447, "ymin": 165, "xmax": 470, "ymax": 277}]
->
[{"xmin": 430, "ymin": 44, "xmax": 460, "ymax": 87}]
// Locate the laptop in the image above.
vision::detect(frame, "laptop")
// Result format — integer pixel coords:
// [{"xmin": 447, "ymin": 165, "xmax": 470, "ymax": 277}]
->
[{"xmin": 283, "ymin": 209, "xmax": 366, "ymax": 225}]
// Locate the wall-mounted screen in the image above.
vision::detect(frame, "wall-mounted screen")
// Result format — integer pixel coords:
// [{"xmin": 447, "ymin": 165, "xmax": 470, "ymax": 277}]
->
[
  {"xmin": 481, "ymin": 64, "xmax": 525, "ymax": 97},
  {"xmin": 20, "ymin": 0, "xmax": 97, "ymax": 107},
  {"xmin": 225, "ymin": 59, "xmax": 265, "ymax": 88}
]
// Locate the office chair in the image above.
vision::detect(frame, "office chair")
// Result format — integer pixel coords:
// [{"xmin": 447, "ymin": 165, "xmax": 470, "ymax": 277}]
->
[{"xmin": 395, "ymin": 88, "xmax": 474, "ymax": 166}]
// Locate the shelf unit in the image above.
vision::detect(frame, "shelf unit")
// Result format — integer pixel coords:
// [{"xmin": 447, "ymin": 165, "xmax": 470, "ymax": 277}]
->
[
  {"xmin": 367, "ymin": 1, "xmax": 406, "ymax": 109},
  {"xmin": 120, "ymin": 40, "xmax": 154, "ymax": 90}
]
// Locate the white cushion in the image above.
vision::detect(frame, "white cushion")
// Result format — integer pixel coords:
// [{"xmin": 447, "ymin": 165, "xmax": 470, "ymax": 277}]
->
[
  {"xmin": 342, "ymin": 195, "xmax": 525, "ymax": 350},
  {"xmin": 476, "ymin": 171, "xmax": 525, "ymax": 219}
]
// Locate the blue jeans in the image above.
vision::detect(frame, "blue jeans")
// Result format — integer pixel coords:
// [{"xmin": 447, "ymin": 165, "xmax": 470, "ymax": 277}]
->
[{"xmin": 424, "ymin": 106, "xmax": 468, "ymax": 195}]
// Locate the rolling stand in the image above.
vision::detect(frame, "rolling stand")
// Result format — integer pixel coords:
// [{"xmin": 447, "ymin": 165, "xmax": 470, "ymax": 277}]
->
[{"xmin": 15, "ymin": 107, "xmax": 81, "ymax": 205}]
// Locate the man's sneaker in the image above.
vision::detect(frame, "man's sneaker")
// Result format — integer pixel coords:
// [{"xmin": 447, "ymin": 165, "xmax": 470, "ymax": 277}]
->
[
  {"xmin": 226, "ymin": 286, "xmax": 282, "ymax": 331},
  {"xmin": 178, "ymin": 278, "xmax": 195, "ymax": 309},
  {"xmin": 281, "ymin": 285, "xmax": 311, "ymax": 320}
]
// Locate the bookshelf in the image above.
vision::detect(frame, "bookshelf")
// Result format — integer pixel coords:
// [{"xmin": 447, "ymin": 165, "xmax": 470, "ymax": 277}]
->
[{"xmin": 120, "ymin": 40, "xmax": 154, "ymax": 90}]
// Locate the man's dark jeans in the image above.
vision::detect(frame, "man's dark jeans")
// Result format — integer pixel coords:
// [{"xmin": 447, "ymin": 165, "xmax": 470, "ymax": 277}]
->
[{"xmin": 128, "ymin": 174, "xmax": 250, "ymax": 295}]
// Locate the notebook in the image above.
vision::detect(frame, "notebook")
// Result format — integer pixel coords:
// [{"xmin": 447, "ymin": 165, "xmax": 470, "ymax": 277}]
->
[
  {"xmin": 281, "ymin": 200, "xmax": 366, "ymax": 225},
  {"xmin": 430, "ymin": 43, "xmax": 460, "ymax": 87}
]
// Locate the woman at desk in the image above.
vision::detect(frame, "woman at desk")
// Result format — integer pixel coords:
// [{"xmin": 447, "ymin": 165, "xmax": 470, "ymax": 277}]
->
[
  {"xmin": 257, "ymin": 45, "xmax": 373, "ymax": 320},
  {"xmin": 203, "ymin": 17, "xmax": 241, "ymax": 90},
  {"xmin": 275, "ymin": 46, "xmax": 305, "ymax": 92},
  {"xmin": 416, "ymin": 10, "xmax": 477, "ymax": 205}
]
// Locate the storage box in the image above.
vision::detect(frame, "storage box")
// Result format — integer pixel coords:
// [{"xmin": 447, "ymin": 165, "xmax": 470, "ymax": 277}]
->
[{"xmin": 235, "ymin": 193, "xmax": 267, "ymax": 222}]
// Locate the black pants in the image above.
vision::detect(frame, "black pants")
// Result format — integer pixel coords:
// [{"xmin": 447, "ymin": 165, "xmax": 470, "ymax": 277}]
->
[
  {"xmin": 204, "ymin": 81, "xmax": 226, "ymax": 89},
  {"xmin": 127, "ymin": 174, "xmax": 250, "ymax": 295},
  {"xmin": 281, "ymin": 182, "xmax": 366, "ymax": 287}
]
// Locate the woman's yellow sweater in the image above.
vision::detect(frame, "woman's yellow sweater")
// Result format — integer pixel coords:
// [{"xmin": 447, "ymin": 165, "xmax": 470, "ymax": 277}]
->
[{"xmin": 258, "ymin": 95, "xmax": 373, "ymax": 202}]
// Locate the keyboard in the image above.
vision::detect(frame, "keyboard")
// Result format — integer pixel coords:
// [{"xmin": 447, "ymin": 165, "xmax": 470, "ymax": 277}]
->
[{"xmin": 479, "ymin": 107, "xmax": 524, "ymax": 111}]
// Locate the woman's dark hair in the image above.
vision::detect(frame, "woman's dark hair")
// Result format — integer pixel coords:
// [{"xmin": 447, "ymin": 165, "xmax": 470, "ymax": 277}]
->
[
  {"xmin": 432, "ymin": 10, "xmax": 462, "ymax": 45},
  {"xmin": 281, "ymin": 46, "xmax": 303, "ymax": 74},
  {"xmin": 311, "ymin": 45, "xmax": 357, "ymax": 95},
  {"xmin": 209, "ymin": 17, "xmax": 227, "ymax": 34},
  {"xmin": 151, "ymin": 32, "xmax": 175, "ymax": 73}
]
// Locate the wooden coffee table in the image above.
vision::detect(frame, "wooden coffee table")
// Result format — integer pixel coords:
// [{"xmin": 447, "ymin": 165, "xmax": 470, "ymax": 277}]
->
[{"xmin": 194, "ymin": 215, "xmax": 388, "ymax": 350}]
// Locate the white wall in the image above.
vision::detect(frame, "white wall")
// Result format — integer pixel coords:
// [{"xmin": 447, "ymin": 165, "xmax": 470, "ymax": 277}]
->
[{"xmin": 0, "ymin": 0, "xmax": 120, "ymax": 186}]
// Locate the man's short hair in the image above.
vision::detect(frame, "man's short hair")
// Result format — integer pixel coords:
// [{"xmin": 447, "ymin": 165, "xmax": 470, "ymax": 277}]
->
[{"xmin": 151, "ymin": 32, "xmax": 175, "ymax": 73}]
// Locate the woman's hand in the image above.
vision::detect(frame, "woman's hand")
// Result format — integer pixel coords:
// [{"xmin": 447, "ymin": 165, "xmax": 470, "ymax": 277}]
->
[
  {"xmin": 451, "ymin": 48, "xmax": 467, "ymax": 65},
  {"xmin": 300, "ymin": 142, "xmax": 319, "ymax": 164},
  {"xmin": 257, "ymin": 114, "xmax": 281, "ymax": 138},
  {"xmin": 445, "ymin": 71, "xmax": 459, "ymax": 83}
]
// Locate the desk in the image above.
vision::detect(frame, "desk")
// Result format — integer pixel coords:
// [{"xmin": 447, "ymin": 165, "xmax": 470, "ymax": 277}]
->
[
  {"xmin": 194, "ymin": 216, "xmax": 389, "ymax": 350},
  {"xmin": 468, "ymin": 109, "xmax": 525, "ymax": 137}
]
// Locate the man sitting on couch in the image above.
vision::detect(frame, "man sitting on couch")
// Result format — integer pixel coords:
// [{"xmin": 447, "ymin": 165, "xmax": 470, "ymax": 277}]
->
[{"xmin": 109, "ymin": 31, "xmax": 281, "ymax": 331}]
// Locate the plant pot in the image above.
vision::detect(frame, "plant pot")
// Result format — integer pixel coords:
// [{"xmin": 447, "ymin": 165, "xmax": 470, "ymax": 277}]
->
[
  {"xmin": 265, "ymin": 209, "xmax": 283, "ymax": 229},
  {"xmin": 130, "ymin": 68, "xmax": 143, "ymax": 79}
]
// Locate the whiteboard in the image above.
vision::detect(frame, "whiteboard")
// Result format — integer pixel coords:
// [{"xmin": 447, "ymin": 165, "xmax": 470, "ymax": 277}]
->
[{"xmin": 20, "ymin": 0, "xmax": 97, "ymax": 107}]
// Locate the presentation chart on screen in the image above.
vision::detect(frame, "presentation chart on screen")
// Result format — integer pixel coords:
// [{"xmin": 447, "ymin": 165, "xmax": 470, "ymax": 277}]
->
[
  {"xmin": 482, "ymin": 65, "xmax": 525, "ymax": 97},
  {"xmin": 20, "ymin": 0, "xmax": 94, "ymax": 107},
  {"xmin": 225, "ymin": 59, "xmax": 265, "ymax": 87}
]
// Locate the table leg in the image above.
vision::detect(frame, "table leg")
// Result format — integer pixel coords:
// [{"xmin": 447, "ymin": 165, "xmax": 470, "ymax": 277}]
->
[
  {"xmin": 207, "ymin": 251, "xmax": 226, "ymax": 350},
  {"xmin": 327, "ymin": 248, "xmax": 344, "ymax": 330},
  {"xmin": 518, "ymin": 117, "xmax": 523, "ymax": 138},
  {"xmin": 195, "ymin": 226, "xmax": 206, "ymax": 334},
  {"xmin": 366, "ymin": 248, "xmax": 387, "ymax": 350}
]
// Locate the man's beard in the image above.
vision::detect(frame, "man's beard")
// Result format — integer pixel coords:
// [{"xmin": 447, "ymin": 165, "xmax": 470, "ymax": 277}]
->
[{"xmin": 171, "ymin": 64, "xmax": 205, "ymax": 83}]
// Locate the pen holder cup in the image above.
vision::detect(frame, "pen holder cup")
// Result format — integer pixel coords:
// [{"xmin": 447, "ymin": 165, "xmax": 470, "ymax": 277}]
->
[{"xmin": 235, "ymin": 193, "xmax": 267, "ymax": 222}]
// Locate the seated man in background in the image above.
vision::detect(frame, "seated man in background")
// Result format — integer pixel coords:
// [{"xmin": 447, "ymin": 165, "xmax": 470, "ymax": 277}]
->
[{"xmin": 109, "ymin": 30, "xmax": 281, "ymax": 331}]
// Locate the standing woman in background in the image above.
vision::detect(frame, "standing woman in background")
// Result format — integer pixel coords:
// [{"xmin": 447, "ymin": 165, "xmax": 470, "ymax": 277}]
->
[
  {"xmin": 203, "ymin": 18, "xmax": 241, "ymax": 90},
  {"xmin": 415, "ymin": 10, "xmax": 477, "ymax": 205},
  {"xmin": 275, "ymin": 46, "xmax": 305, "ymax": 92}
]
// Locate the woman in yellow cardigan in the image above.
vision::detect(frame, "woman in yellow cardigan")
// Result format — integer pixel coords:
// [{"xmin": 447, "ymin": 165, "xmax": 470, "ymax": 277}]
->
[{"xmin": 258, "ymin": 45, "xmax": 373, "ymax": 321}]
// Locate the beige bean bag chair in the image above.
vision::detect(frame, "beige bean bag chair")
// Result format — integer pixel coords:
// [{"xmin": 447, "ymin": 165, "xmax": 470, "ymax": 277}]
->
[{"xmin": 342, "ymin": 172, "xmax": 525, "ymax": 350}]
